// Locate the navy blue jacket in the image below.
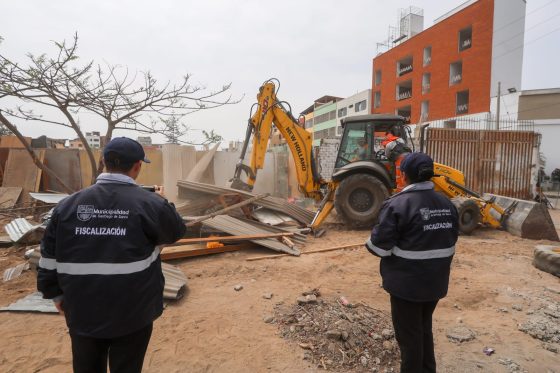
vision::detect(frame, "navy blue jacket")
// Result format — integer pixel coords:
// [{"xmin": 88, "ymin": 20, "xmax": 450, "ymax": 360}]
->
[
  {"xmin": 366, "ymin": 181, "xmax": 459, "ymax": 302},
  {"xmin": 37, "ymin": 173, "xmax": 186, "ymax": 338}
]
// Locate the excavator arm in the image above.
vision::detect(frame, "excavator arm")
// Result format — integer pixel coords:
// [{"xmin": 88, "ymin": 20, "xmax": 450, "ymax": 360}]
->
[{"xmin": 231, "ymin": 80, "xmax": 325, "ymax": 201}]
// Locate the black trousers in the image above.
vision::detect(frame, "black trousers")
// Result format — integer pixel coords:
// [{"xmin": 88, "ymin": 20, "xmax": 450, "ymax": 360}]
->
[
  {"xmin": 70, "ymin": 323, "xmax": 153, "ymax": 373},
  {"xmin": 390, "ymin": 296, "xmax": 439, "ymax": 373}
]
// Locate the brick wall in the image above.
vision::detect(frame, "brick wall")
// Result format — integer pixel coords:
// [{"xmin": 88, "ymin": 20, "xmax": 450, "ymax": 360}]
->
[
  {"xmin": 316, "ymin": 138, "xmax": 340, "ymax": 180},
  {"xmin": 372, "ymin": 0, "xmax": 494, "ymax": 123}
]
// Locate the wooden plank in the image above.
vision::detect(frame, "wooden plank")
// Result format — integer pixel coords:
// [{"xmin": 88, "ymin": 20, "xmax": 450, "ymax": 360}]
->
[
  {"xmin": 2, "ymin": 149, "xmax": 44, "ymax": 203},
  {"xmin": 246, "ymin": 243, "xmax": 363, "ymax": 261},
  {"xmin": 167, "ymin": 232, "xmax": 295, "ymax": 246},
  {"xmin": 42, "ymin": 149, "xmax": 82, "ymax": 193},
  {"xmin": 161, "ymin": 243, "xmax": 257, "ymax": 260},
  {"xmin": 0, "ymin": 187, "xmax": 23, "ymax": 208},
  {"xmin": 79, "ymin": 149, "xmax": 101, "ymax": 188}
]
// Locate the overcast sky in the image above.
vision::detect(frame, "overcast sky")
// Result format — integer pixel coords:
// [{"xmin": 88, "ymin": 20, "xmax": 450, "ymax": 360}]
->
[{"xmin": 1, "ymin": 0, "xmax": 559, "ymax": 145}]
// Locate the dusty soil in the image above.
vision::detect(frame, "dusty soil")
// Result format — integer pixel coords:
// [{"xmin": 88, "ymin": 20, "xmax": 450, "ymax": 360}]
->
[{"xmin": 1, "ymin": 212, "xmax": 560, "ymax": 373}]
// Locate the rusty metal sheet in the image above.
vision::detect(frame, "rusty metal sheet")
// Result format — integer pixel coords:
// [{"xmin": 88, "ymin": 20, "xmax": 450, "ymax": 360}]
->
[
  {"xmin": 2, "ymin": 149, "xmax": 45, "ymax": 203},
  {"xmin": 426, "ymin": 129, "xmax": 537, "ymax": 199},
  {"xmin": 43, "ymin": 149, "xmax": 82, "ymax": 193}
]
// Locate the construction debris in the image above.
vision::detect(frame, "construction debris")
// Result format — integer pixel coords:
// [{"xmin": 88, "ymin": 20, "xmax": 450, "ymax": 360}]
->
[
  {"xmin": 3, "ymin": 262, "xmax": 30, "ymax": 282},
  {"xmin": 162, "ymin": 262, "xmax": 188, "ymax": 300},
  {"xmin": 201, "ymin": 215, "xmax": 301, "ymax": 255},
  {"xmin": 177, "ymin": 180, "xmax": 315, "ymax": 225},
  {"xmin": 4, "ymin": 218, "xmax": 45, "ymax": 244},
  {"xmin": 273, "ymin": 296, "xmax": 400, "ymax": 371}
]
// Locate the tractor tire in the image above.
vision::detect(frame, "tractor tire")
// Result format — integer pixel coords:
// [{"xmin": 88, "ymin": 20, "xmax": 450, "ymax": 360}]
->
[
  {"xmin": 451, "ymin": 197, "xmax": 481, "ymax": 235},
  {"xmin": 533, "ymin": 246, "xmax": 560, "ymax": 278},
  {"xmin": 334, "ymin": 174, "xmax": 389, "ymax": 229}
]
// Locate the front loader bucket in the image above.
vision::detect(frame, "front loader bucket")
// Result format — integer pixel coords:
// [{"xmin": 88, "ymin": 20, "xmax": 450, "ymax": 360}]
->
[{"xmin": 485, "ymin": 194, "xmax": 559, "ymax": 241}]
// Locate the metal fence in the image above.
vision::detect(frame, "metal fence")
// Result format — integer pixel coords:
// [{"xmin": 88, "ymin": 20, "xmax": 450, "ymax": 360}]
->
[
  {"xmin": 425, "ymin": 128, "xmax": 539, "ymax": 199},
  {"xmin": 425, "ymin": 114, "xmax": 534, "ymax": 132}
]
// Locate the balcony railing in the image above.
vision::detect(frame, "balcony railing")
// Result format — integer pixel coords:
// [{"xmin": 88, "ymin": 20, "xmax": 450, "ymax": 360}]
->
[
  {"xmin": 397, "ymin": 90, "xmax": 412, "ymax": 100},
  {"xmin": 398, "ymin": 64, "xmax": 413, "ymax": 76},
  {"xmin": 457, "ymin": 104, "xmax": 468, "ymax": 114},
  {"xmin": 460, "ymin": 38, "xmax": 471, "ymax": 51},
  {"xmin": 450, "ymin": 74, "xmax": 462, "ymax": 85}
]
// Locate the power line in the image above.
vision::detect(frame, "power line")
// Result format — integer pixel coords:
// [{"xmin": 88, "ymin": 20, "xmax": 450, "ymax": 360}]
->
[
  {"xmin": 491, "ymin": 10, "xmax": 560, "ymax": 51},
  {"xmin": 492, "ymin": 0, "xmax": 559, "ymax": 34},
  {"xmin": 493, "ymin": 25, "xmax": 560, "ymax": 60}
]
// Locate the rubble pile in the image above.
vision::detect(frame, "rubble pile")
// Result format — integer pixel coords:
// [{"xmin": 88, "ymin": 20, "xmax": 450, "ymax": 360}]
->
[
  {"xmin": 273, "ymin": 292, "xmax": 400, "ymax": 372},
  {"xmin": 518, "ymin": 303, "xmax": 560, "ymax": 347}
]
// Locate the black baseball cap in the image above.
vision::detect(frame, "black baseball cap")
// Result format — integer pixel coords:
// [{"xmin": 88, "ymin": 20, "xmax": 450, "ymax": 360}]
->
[
  {"xmin": 400, "ymin": 152, "xmax": 433, "ymax": 179},
  {"xmin": 103, "ymin": 137, "xmax": 150, "ymax": 164}
]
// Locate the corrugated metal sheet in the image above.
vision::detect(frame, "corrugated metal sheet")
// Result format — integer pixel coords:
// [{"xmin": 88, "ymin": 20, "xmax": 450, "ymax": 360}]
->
[
  {"xmin": 4, "ymin": 218, "xmax": 45, "ymax": 243},
  {"xmin": 29, "ymin": 192, "xmax": 69, "ymax": 204},
  {"xmin": 0, "ymin": 292, "xmax": 58, "ymax": 313},
  {"xmin": 177, "ymin": 180, "xmax": 315, "ymax": 225},
  {"xmin": 426, "ymin": 129, "xmax": 537, "ymax": 199},
  {"xmin": 3, "ymin": 262, "xmax": 29, "ymax": 282},
  {"xmin": 162, "ymin": 262, "xmax": 187, "ymax": 300},
  {"xmin": 202, "ymin": 215, "xmax": 300, "ymax": 256}
]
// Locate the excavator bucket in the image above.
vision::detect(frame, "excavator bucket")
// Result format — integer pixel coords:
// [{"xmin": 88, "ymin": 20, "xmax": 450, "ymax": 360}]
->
[{"xmin": 485, "ymin": 194, "xmax": 559, "ymax": 241}]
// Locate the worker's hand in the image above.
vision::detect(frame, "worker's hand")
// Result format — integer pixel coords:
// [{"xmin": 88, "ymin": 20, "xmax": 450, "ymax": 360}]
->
[
  {"xmin": 154, "ymin": 185, "xmax": 165, "ymax": 198},
  {"xmin": 54, "ymin": 300, "xmax": 65, "ymax": 315}
]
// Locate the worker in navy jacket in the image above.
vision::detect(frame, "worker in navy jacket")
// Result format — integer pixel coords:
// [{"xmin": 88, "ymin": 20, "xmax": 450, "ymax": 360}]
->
[
  {"xmin": 366, "ymin": 152, "xmax": 459, "ymax": 373},
  {"xmin": 37, "ymin": 137, "xmax": 186, "ymax": 373}
]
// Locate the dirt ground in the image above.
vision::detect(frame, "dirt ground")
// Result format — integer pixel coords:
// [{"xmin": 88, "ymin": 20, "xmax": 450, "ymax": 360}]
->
[{"xmin": 1, "ymin": 211, "xmax": 559, "ymax": 373}]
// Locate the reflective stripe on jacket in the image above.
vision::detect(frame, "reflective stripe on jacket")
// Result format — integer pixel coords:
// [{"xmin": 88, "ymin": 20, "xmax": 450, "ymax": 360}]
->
[{"xmin": 365, "ymin": 181, "xmax": 459, "ymax": 302}]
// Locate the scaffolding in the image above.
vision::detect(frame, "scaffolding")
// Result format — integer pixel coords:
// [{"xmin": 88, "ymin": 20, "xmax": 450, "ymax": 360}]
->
[{"xmin": 376, "ymin": 6, "xmax": 424, "ymax": 55}]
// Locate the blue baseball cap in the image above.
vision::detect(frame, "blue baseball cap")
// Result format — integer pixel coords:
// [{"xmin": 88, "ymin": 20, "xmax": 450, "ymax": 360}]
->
[
  {"xmin": 103, "ymin": 137, "xmax": 150, "ymax": 164},
  {"xmin": 400, "ymin": 152, "xmax": 433, "ymax": 178}
]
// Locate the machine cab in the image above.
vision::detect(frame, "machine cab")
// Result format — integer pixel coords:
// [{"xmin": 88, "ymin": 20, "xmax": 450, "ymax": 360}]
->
[{"xmin": 335, "ymin": 114, "xmax": 411, "ymax": 169}]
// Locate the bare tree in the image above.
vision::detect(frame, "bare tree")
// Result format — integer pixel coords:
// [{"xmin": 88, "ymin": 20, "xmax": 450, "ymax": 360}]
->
[
  {"xmin": 159, "ymin": 114, "xmax": 223, "ymax": 145},
  {"xmin": 0, "ymin": 34, "xmax": 238, "ymax": 181}
]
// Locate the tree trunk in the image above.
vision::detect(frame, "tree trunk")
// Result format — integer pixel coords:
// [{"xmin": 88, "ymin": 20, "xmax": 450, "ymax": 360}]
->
[
  {"xmin": 0, "ymin": 112, "xmax": 75, "ymax": 194},
  {"xmin": 97, "ymin": 124, "xmax": 115, "ymax": 175}
]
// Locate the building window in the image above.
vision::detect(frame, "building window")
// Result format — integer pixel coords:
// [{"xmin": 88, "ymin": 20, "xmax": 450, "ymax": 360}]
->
[
  {"xmin": 456, "ymin": 90, "xmax": 469, "ymax": 115},
  {"xmin": 374, "ymin": 91, "xmax": 381, "ymax": 108},
  {"xmin": 336, "ymin": 125, "xmax": 343, "ymax": 137},
  {"xmin": 304, "ymin": 118, "xmax": 314, "ymax": 129},
  {"xmin": 423, "ymin": 46, "xmax": 432, "ymax": 66},
  {"xmin": 459, "ymin": 26, "xmax": 472, "ymax": 52},
  {"xmin": 396, "ymin": 80, "xmax": 412, "ymax": 101},
  {"xmin": 422, "ymin": 73, "xmax": 431, "ymax": 94},
  {"xmin": 397, "ymin": 56, "xmax": 413, "ymax": 77},
  {"xmin": 421, "ymin": 101, "xmax": 429, "ymax": 121},
  {"xmin": 396, "ymin": 106, "xmax": 411, "ymax": 124},
  {"xmin": 449, "ymin": 61, "xmax": 463, "ymax": 86},
  {"xmin": 355, "ymin": 100, "xmax": 367, "ymax": 112},
  {"xmin": 314, "ymin": 110, "xmax": 336, "ymax": 125},
  {"xmin": 338, "ymin": 107, "xmax": 347, "ymax": 117},
  {"xmin": 375, "ymin": 70, "xmax": 382, "ymax": 86}
]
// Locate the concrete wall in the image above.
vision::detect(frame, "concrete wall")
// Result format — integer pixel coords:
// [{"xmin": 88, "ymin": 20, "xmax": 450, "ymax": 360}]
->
[
  {"xmin": 518, "ymin": 91, "xmax": 560, "ymax": 120},
  {"xmin": 490, "ymin": 0, "xmax": 525, "ymax": 97},
  {"xmin": 534, "ymin": 120, "xmax": 560, "ymax": 174}
]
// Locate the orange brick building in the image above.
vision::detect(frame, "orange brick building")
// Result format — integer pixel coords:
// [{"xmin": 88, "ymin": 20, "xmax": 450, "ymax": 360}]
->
[{"xmin": 372, "ymin": 0, "xmax": 526, "ymax": 124}]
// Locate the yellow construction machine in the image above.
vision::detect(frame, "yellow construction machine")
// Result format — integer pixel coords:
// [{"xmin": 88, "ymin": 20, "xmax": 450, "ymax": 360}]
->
[{"xmin": 230, "ymin": 79, "xmax": 558, "ymax": 240}]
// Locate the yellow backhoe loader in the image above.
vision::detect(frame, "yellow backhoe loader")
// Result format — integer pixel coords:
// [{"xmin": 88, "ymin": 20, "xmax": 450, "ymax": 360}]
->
[{"xmin": 230, "ymin": 79, "xmax": 558, "ymax": 240}]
